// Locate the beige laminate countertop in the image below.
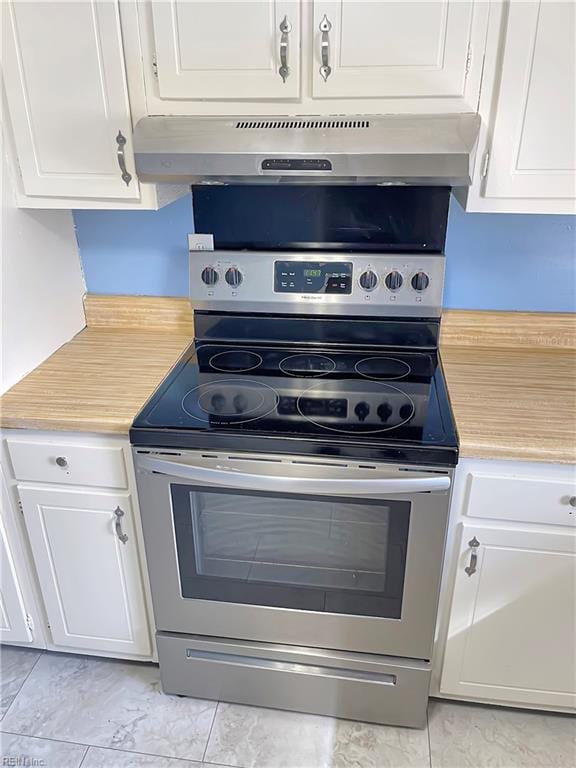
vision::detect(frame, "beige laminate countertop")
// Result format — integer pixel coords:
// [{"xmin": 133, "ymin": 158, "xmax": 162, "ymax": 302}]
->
[
  {"xmin": 441, "ymin": 345, "xmax": 576, "ymax": 464},
  {"xmin": 440, "ymin": 311, "xmax": 576, "ymax": 465},
  {"xmin": 1, "ymin": 300, "xmax": 575, "ymax": 464},
  {"xmin": 0, "ymin": 297, "xmax": 194, "ymax": 435}
]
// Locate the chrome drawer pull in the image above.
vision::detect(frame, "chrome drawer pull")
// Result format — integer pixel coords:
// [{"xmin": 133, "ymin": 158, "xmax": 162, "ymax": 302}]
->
[
  {"xmin": 55, "ymin": 456, "xmax": 68, "ymax": 468},
  {"xmin": 465, "ymin": 536, "xmax": 480, "ymax": 576},
  {"xmin": 116, "ymin": 131, "xmax": 132, "ymax": 186},
  {"xmin": 279, "ymin": 16, "xmax": 291, "ymax": 82},
  {"xmin": 113, "ymin": 506, "xmax": 129, "ymax": 544},
  {"xmin": 319, "ymin": 14, "xmax": 332, "ymax": 81}
]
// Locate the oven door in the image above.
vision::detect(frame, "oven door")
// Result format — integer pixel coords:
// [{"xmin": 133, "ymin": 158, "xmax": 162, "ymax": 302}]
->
[{"xmin": 134, "ymin": 450, "xmax": 452, "ymax": 659}]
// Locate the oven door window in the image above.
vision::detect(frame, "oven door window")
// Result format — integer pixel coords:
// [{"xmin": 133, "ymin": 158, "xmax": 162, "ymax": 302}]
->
[{"xmin": 171, "ymin": 485, "xmax": 410, "ymax": 619}]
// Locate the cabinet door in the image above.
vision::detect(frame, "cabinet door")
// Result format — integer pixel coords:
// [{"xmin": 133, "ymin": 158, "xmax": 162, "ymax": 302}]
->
[
  {"xmin": 0, "ymin": 475, "xmax": 32, "ymax": 644},
  {"xmin": 2, "ymin": 1, "xmax": 139, "ymax": 199},
  {"xmin": 441, "ymin": 524, "xmax": 576, "ymax": 710},
  {"xmin": 312, "ymin": 1, "xmax": 475, "ymax": 100},
  {"xmin": 19, "ymin": 486, "xmax": 151, "ymax": 658},
  {"xmin": 484, "ymin": 1, "xmax": 575, "ymax": 200},
  {"xmin": 151, "ymin": 0, "xmax": 301, "ymax": 100}
]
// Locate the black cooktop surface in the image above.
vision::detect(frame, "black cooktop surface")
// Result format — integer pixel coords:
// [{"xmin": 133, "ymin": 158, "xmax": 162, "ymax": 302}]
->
[{"xmin": 131, "ymin": 341, "xmax": 458, "ymax": 466}]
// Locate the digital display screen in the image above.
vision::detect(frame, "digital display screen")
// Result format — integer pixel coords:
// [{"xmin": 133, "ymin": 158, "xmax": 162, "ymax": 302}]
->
[{"xmin": 303, "ymin": 269, "xmax": 322, "ymax": 277}]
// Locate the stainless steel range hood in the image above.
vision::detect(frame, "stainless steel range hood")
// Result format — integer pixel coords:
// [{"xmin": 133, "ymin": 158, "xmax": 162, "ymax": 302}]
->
[{"xmin": 133, "ymin": 113, "xmax": 480, "ymax": 187}]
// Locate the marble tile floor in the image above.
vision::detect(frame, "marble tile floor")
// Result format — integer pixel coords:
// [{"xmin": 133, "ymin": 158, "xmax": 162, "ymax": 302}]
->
[{"xmin": 0, "ymin": 647, "xmax": 574, "ymax": 768}]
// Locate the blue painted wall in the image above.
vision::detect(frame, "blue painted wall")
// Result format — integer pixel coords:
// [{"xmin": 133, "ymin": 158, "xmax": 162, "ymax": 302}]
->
[{"xmin": 74, "ymin": 195, "xmax": 576, "ymax": 312}]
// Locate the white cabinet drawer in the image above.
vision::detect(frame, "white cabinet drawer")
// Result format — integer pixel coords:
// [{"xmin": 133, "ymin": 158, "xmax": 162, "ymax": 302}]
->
[
  {"xmin": 466, "ymin": 472, "xmax": 576, "ymax": 527},
  {"xmin": 6, "ymin": 439, "xmax": 128, "ymax": 489}
]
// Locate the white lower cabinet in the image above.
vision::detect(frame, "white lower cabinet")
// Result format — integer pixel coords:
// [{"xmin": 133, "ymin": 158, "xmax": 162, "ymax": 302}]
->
[
  {"xmin": 436, "ymin": 458, "xmax": 576, "ymax": 712},
  {"xmin": 0, "ymin": 471, "xmax": 33, "ymax": 644},
  {"xmin": 18, "ymin": 485, "xmax": 151, "ymax": 658},
  {"xmin": 441, "ymin": 523, "xmax": 576, "ymax": 710}
]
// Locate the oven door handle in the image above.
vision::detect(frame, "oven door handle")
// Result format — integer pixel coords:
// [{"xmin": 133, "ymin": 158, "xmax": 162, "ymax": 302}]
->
[{"xmin": 136, "ymin": 455, "xmax": 451, "ymax": 495}]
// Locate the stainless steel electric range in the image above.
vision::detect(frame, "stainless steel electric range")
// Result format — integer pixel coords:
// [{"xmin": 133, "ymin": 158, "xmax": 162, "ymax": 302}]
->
[{"xmin": 131, "ymin": 186, "xmax": 458, "ymax": 728}]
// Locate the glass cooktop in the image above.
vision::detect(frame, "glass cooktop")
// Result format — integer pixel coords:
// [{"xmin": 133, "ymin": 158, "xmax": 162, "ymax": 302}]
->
[{"xmin": 131, "ymin": 342, "xmax": 458, "ymax": 464}]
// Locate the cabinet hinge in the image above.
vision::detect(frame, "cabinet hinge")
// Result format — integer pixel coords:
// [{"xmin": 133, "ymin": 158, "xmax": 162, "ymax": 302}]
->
[
  {"xmin": 465, "ymin": 45, "xmax": 472, "ymax": 77},
  {"xmin": 14, "ymin": 155, "xmax": 24, "ymax": 182},
  {"xmin": 480, "ymin": 151, "xmax": 490, "ymax": 179},
  {"xmin": 17, "ymin": 499, "xmax": 23, "ymax": 514},
  {"xmin": 25, "ymin": 613, "xmax": 34, "ymax": 633},
  {"xmin": 152, "ymin": 54, "xmax": 158, "ymax": 78}
]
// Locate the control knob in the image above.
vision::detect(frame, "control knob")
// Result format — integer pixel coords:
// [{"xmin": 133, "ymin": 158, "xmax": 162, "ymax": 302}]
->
[
  {"xmin": 201, "ymin": 266, "xmax": 219, "ymax": 286},
  {"xmin": 411, "ymin": 271, "xmax": 430, "ymax": 292},
  {"xmin": 233, "ymin": 394, "xmax": 248, "ymax": 414},
  {"xmin": 399, "ymin": 403, "xmax": 414, "ymax": 421},
  {"xmin": 384, "ymin": 271, "xmax": 403, "ymax": 291},
  {"xmin": 377, "ymin": 402, "xmax": 393, "ymax": 423},
  {"xmin": 359, "ymin": 270, "xmax": 378, "ymax": 291},
  {"xmin": 225, "ymin": 267, "xmax": 243, "ymax": 287},
  {"xmin": 354, "ymin": 402, "xmax": 370, "ymax": 422},
  {"xmin": 211, "ymin": 393, "xmax": 226, "ymax": 413}
]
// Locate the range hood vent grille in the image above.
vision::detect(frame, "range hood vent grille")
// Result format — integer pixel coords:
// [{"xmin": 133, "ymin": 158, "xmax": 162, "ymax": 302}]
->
[{"xmin": 235, "ymin": 119, "xmax": 371, "ymax": 130}]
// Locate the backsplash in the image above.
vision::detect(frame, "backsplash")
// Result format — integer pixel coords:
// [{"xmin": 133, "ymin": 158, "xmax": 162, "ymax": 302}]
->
[{"xmin": 74, "ymin": 195, "xmax": 575, "ymax": 312}]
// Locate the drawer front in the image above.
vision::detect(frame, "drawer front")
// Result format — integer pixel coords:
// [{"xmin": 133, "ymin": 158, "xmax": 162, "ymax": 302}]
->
[
  {"xmin": 157, "ymin": 633, "xmax": 430, "ymax": 728},
  {"xmin": 467, "ymin": 472, "xmax": 576, "ymax": 527},
  {"xmin": 7, "ymin": 439, "xmax": 128, "ymax": 489}
]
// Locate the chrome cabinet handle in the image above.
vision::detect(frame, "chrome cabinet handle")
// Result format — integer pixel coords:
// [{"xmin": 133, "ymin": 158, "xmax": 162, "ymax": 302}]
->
[
  {"xmin": 55, "ymin": 456, "xmax": 68, "ymax": 468},
  {"xmin": 464, "ymin": 536, "xmax": 480, "ymax": 576},
  {"xmin": 569, "ymin": 496, "xmax": 576, "ymax": 508},
  {"xmin": 113, "ymin": 506, "xmax": 129, "ymax": 544},
  {"xmin": 115, "ymin": 131, "xmax": 132, "ymax": 186},
  {"xmin": 278, "ymin": 16, "xmax": 291, "ymax": 82},
  {"xmin": 319, "ymin": 14, "xmax": 332, "ymax": 81}
]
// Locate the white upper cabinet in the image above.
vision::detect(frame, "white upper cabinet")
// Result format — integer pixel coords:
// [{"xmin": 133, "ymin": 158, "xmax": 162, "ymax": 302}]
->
[
  {"xmin": 134, "ymin": 0, "xmax": 487, "ymax": 115},
  {"xmin": 2, "ymin": 1, "xmax": 139, "ymax": 200},
  {"xmin": 151, "ymin": 0, "xmax": 301, "ymax": 100},
  {"xmin": 461, "ymin": 0, "xmax": 576, "ymax": 214},
  {"xmin": 484, "ymin": 0, "xmax": 575, "ymax": 202},
  {"xmin": 311, "ymin": 1, "xmax": 476, "ymax": 101}
]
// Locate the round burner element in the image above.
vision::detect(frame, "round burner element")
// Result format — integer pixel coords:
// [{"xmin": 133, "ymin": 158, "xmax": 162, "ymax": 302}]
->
[
  {"xmin": 181, "ymin": 379, "xmax": 278, "ymax": 424},
  {"xmin": 279, "ymin": 353, "xmax": 336, "ymax": 377},
  {"xmin": 209, "ymin": 349, "xmax": 262, "ymax": 373},
  {"xmin": 354, "ymin": 356, "xmax": 411, "ymax": 381},
  {"xmin": 296, "ymin": 381, "xmax": 415, "ymax": 434}
]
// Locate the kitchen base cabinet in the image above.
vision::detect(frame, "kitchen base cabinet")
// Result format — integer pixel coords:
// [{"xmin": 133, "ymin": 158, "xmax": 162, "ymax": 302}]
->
[
  {"xmin": 434, "ymin": 458, "xmax": 576, "ymax": 713},
  {"xmin": 18, "ymin": 486, "xmax": 151, "ymax": 658},
  {"xmin": 1, "ymin": 430, "xmax": 154, "ymax": 660},
  {"xmin": 1, "ymin": 470, "xmax": 33, "ymax": 644},
  {"xmin": 0, "ymin": 466, "xmax": 47, "ymax": 648},
  {"xmin": 441, "ymin": 524, "xmax": 576, "ymax": 710}
]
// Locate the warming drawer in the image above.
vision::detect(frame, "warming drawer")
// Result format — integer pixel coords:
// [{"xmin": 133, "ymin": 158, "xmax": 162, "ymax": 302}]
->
[{"xmin": 157, "ymin": 633, "xmax": 431, "ymax": 728}]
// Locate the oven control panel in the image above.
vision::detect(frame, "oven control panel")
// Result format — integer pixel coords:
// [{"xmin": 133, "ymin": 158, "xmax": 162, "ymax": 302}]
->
[
  {"xmin": 190, "ymin": 244, "xmax": 445, "ymax": 317},
  {"xmin": 274, "ymin": 261, "xmax": 352, "ymax": 294}
]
